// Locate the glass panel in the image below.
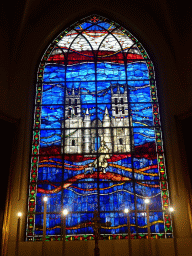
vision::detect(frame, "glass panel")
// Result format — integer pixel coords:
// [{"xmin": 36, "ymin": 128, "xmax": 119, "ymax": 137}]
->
[
  {"xmin": 135, "ymin": 185, "xmax": 161, "ymax": 211},
  {"xmin": 69, "ymin": 34, "xmax": 94, "ymax": 52},
  {"xmin": 66, "ymin": 62, "xmax": 95, "ymax": 82},
  {"xmin": 38, "ymin": 155, "xmax": 63, "ymax": 182},
  {"xmin": 63, "ymin": 182, "xmax": 98, "ymax": 212},
  {"xmin": 107, "ymin": 154, "xmax": 133, "ymax": 179},
  {"xmin": 100, "ymin": 212, "xmax": 132, "ymax": 235},
  {"xmin": 47, "ymin": 47, "xmax": 66, "ymax": 65},
  {"xmin": 39, "ymin": 130, "xmax": 62, "ymax": 148},
  {"xmin": 133, "ymin": 127, "xmax": 156, "ymax": 147},
  {"xmin": 128, "ymin": 80, "xmax": 151, "ymax": 102},
  {"xmin": 36, "ymin": 189, "xmax": 62, "ymax": 213},
  {"xmin": 127, "ymin": 62, "xmax": 149, "ymax": 81},
  {"xmin": 58, "ymin": 30, "xmax": 79, "ymax": 51},
  {"xmin": 40, "ymin": 105, "xmax": 64, "ymax": 129},
  {"xmin": 137, "ymin": 211, "xmax": 164, "ymax": 234},
  {"xmin": 43, "ymin": 64, "xmax": 65, "ymax": 83},
  {"xmin": 64, "ymin": 154, "xmax": 96, "ymax": 181},
  {"xmin": 99, "ymin": 181, "xmax": 135, "ymax": 211},
  {"xmin": 41, "ymin": 83, "xmax": 65, "ymax": 105},
  {"xmin": 66, "ymin": 213, "xmax": 94, "ymax": 235},
  {"xmin": 97, "ymin": 34, "xmax": 124, "ymax": 54},
  {"xmin": 112, "ymin": 28, "xmax": 134, "ymax": 53},
  {"xmin": 35, "ymin": 214, "xmax": 62, "ymax": 236},
  {"xmin": 97, "ymin": 62, "xmax": 126, "ymax": 81},
  {"xmin": 64, "ymin": 128, "xmax": 98, "ymax": 154},
  {"xmin": 133, "ymin": 154, "xmax": 159, "ymax": 181},
  {"xmin": 131, "ymin": 103, "xmax": 155, "ymax": 127}
]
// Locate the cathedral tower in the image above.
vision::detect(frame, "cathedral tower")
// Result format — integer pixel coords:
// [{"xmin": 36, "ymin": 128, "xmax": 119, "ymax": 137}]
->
[
  {"xmin": 63, "ymin": 86, "xmax": 83, "ymax": 154},
  {"xmin": 83, "ymin": 108, "xmax": 91, "ymax": 153},
  {"xmin": 103, "ymin": 107, "xmax": 112, "ymax": 152},
  {"xmin": 111, "ymin": 84, "xmax": 132, "ymax": 153}
]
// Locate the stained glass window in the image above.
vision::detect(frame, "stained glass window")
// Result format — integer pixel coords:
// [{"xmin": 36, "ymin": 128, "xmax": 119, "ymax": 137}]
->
[{"xmin": 27, "ymin": 15, "xmax": 173, "ymax": 241}]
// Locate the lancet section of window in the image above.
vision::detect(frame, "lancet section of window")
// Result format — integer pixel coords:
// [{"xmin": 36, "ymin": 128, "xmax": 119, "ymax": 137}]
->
[{"xmin": 27, "ymin": 15, "xmax": 172, "ymax": 241}]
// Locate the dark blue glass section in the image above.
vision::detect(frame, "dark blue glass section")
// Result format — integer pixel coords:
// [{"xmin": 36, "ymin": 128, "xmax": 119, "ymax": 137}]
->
[
  {"xmin": 97, "ymin": 63, "xmax": 126, "ymax": 81},
  {"xmin": 136, "ymin": 187, "xmax": 161, "ymax": 211},
  {"xmin": 38, "ymin": 156, "xmax": 62, "ymax": 182},
  {"xmin": 99, "ymin": 212, "xmax": 133, "ymax": 235},
  {"xmin": 129, "ymin": 80, "xmax": 151, "ymax": 102},
  {"xmin": 40, "ymin": 130, "xmax": 62, "ymax": 148},
  {"xmin": 149, "ymin": 212, "xmax": 164, "ymax": 233},
  {"xmin": 76, "ymin": 22, "xmax": 115, "ymax": 31},
  {"xmin": 63, "ymin": 183, "xmax": 98, "ymax": 212},
  {"xmin": 43, "ymin": 64, "xmax": 65, "ymax": 83},
  {"xmin": 36, "ymin": 187, "xmax": 62, "ymax": 213},
  {"xmin": 75, "ymin": 22, "xmax": 93, "ymax": 30},
  {"xmin": 66, "ymin": 213, "xmax": 94, "ymax": 235},
  {"xmin": 99, "ymin": 182, "xmax": 135, "ymax": 211},
  {"xmin": 131, "ymin": 103, "xmax": 154, "ymax": 127},
  {"xmin": 35, "ymin": 214, "xmax": 43, "ymax": 236},
  {"xmin": 133, "ymin": 127, "xmax": 156, "ymax": 146},
  {"xmin": 41, "ymin": 106, "xmax": 64, "ymax": 129},
  {"xmin": 133, "ymin": 156, "xmax": 159, "ymax": 181},
  {"xmin": 46, "ymin": 214, "xmax": 61, "ymax": 235},
  {"xmin": 127, "ymin": 63, "xmax": 148, "ymax": 81},
  {"xmin": 106, "ymin": 157, "xmax": 133, "ymax": 179},
  {"xmin": 42, "ymin": 83, "xmax": 65, "ymax": 105},
  {"xmin": 137, "ymin": 212, "xmax": 147, "ymax": 233},
  {"xmin": 66, "ymin": 63, "xmax": 95, "ymax": 81}
]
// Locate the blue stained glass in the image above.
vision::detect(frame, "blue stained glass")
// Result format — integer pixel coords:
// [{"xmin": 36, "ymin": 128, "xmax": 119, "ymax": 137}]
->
[
  {"xmin": 40, "ymin": 130, "xmax": 62, "ymax": 147},
  {"xmin": 137, "ymin": 212, "xmax": 147, "ymax": 233},
  {"xmin": 129, "ymin": 80, "xmax": 151, "ymax": 102},
  {"xmin": 63, "ymin": 189, "xmax": 98, "ymax": 212},
  {"xmin": 42, "ymin": 83, "xmax": 65, "ymax": 105},
  {"xmin": 99, "ymin": 182, "xmax": 135, "ymax": 211},
  {"xmin": 46, "ymin": 214, "xmax": 61, "ymax": 235},
  {"xmin": 75, "ymin": 22, "xmax": 93, "ymax": 30},
  {"xmin": 43, "ymin": 65, "xmax": 65, "ymax": 82},
  {"xmin": 131, "ymin": 103, "xmax": 154, "ymax": 126},
  {"xmin": 97, "ymin": 63, "xmax": 126, "ymax": 81},
  {"xmin": 35, "ymin": 213, "xmax": 62, "ymax": 236},
  {"xmin": 136, "ymin": 190, "xmax": 161, "ymax": 211},
  {"xmin": 38, "ymin": 161, "xmax": 62, "ymax": 182},
  {"xmin": 28, "ymin": 15, "xmax": 171, "ymax": 241},
  {"xmin": 66, "ymin": 213, "xmax": 94, "ymax": 235},
  {"xmin": 127, "ymin": 63, "xmax": 148, "ymax": 80},
  {"xmin": 36, "ymin": 189, "xmax": 62, "ymax": 213},
  {"xmin": 133, "ymin": 156, "xmax": 158, "ymax": 181},
  {"xmin": 66, "ymin": 63, "xmax": 95, "ymax": 81},
  {"xmin": 35, "ymin": 214, "xmax": 43, "ymax": 236},
  {"xmin": 133, "ymin": 127, "xmax": 156, "ymax": 146},
  {"xmin": 41, "ymin": 106, "xmax": 64, "ymax": 129},
  {"xmin": 76, "ymin": 22, "xmax": 115, "ymax": 31},
  {"xmin": 149, "ymin": 212, "xmax": 164, "ymax": 233}
]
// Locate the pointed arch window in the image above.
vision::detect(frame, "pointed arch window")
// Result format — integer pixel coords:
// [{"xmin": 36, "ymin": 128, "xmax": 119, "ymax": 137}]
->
[{"xmin": 27, "ymin": 15, "xmax": 172, "ymax": 241}]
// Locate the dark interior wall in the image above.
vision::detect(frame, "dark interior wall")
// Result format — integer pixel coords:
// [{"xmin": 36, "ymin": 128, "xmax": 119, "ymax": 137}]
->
[
  {"xmin": 181, "ymin": 116, "xmax": 192, "ymax": 178},
  {"xmin": 0, "ymin": 119, "xmax": 17, "ymax": 251}
]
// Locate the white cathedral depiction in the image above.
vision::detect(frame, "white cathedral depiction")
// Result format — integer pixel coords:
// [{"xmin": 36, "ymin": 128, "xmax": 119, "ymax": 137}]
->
[{"xmin": 62, "ymin": 85, "xmax": 133, "ymax": 154}]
